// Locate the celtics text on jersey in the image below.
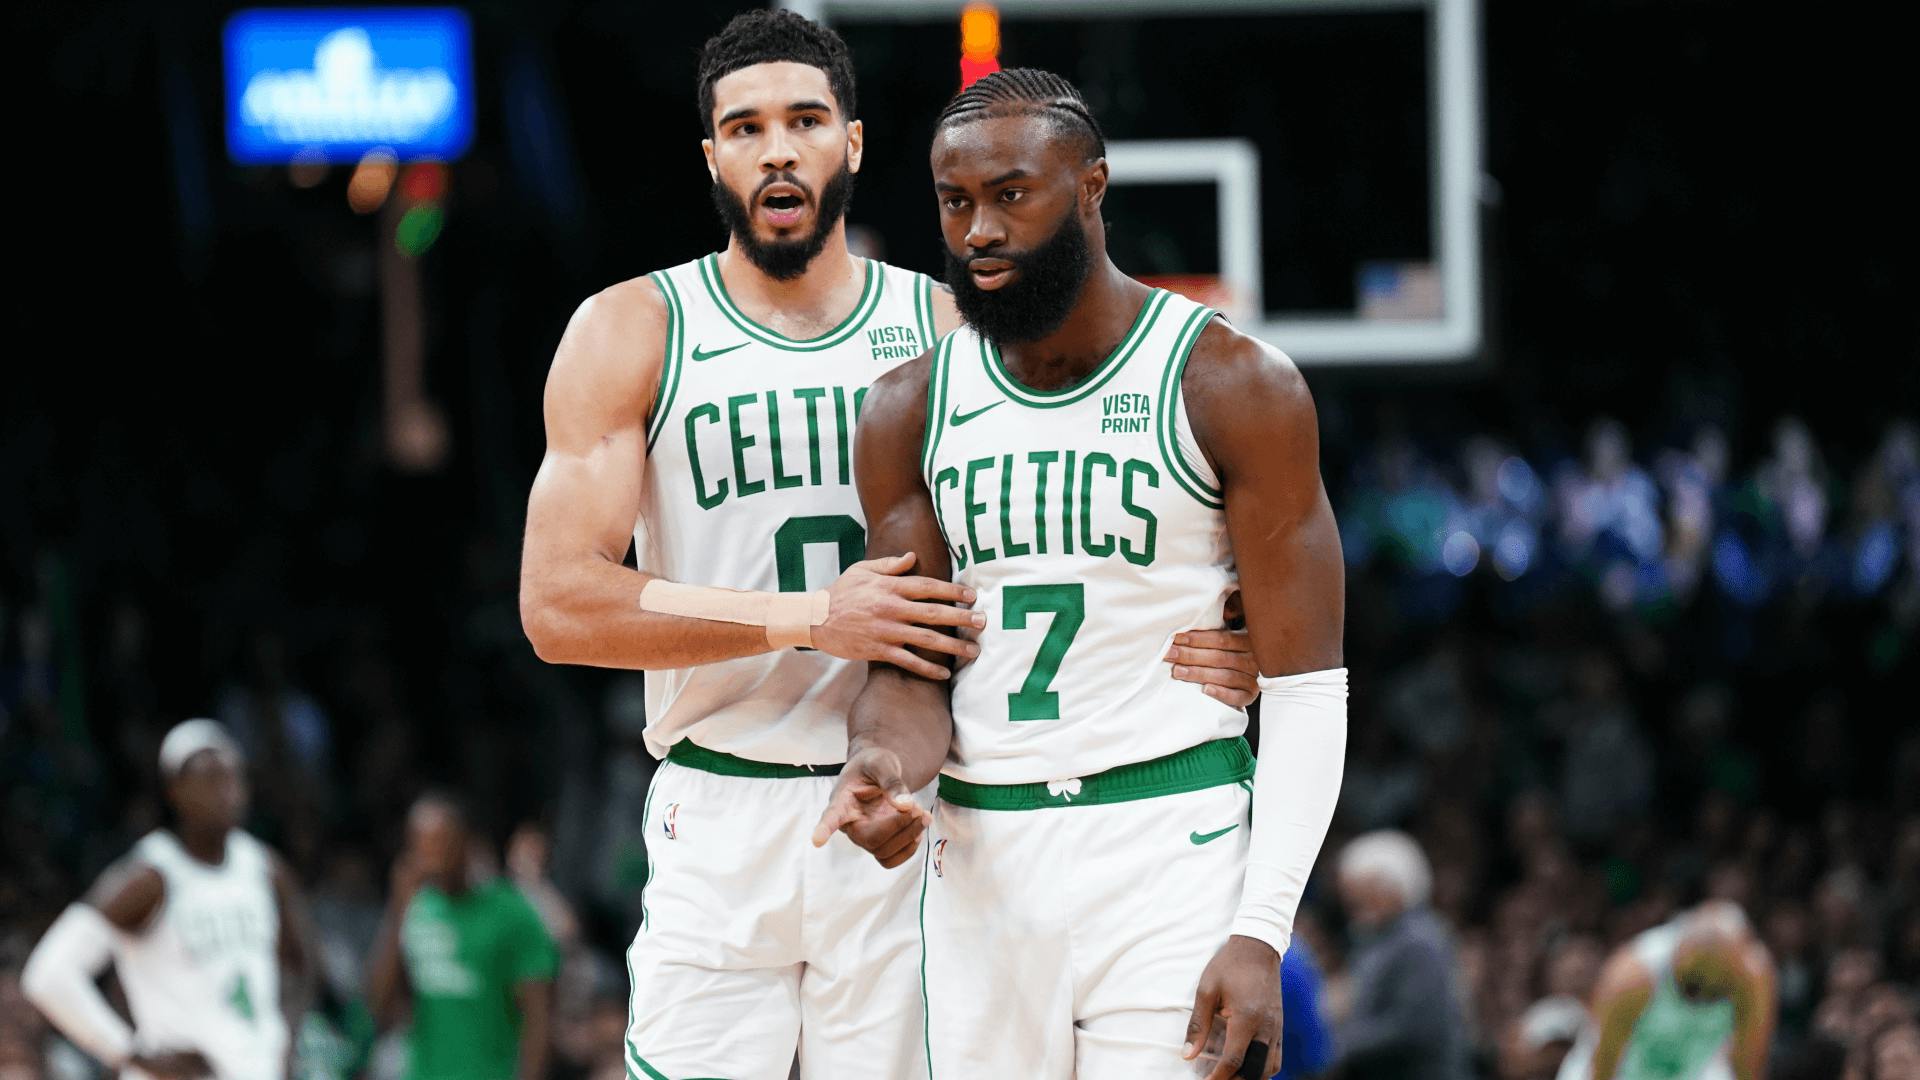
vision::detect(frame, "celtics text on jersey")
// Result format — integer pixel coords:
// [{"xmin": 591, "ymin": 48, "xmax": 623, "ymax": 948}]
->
[
  {"xmin": 635, "ymin": 254, "xmax": 940, "ymax": 766},
  {"xmin": 921, "ymin": 288, "xmax": 1247, "ymax": 784}
]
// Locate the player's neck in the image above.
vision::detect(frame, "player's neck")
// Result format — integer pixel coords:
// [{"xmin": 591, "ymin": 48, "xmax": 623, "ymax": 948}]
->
[
  {"xmin": 718, "ymin": 225, "xmax": 859, "ymax": 320},
  {"xmin": 174, "ymin": 825, "xmax": 229, "ymax": 866},
  {"xmin": 997, "ymin": 261, "xmax": 1152, "ymax": 387}
]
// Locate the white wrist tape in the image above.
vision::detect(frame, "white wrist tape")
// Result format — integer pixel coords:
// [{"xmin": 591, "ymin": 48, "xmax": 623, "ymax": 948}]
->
[
  {"xmin": 639, "ymin": 579, "xmax": 831, "ymax": 649},
  {"xmin": 1231, "ymin": 667, "xmax": 1348, "ymax": 957},
  {"xmin": 21, "ymin": 903, "xmax": 135, "ymax": 1068}
]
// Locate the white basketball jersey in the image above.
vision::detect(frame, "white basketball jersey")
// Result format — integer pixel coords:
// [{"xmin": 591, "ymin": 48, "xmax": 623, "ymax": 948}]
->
[
  {"xmin": 113, "ymin": 830, "xmax": 285, "ymax": 1080},
  {"xmin": 923, "ymin": 288, "xmax": 1245, "ymax": 783},
  {"xmin": 636, "ymin": 253, "xmax": 940, "ymax": 765}
]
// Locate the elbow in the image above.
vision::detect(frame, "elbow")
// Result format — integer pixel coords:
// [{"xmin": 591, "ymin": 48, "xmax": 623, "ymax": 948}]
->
[
  {"xmin": 519, "ymin": 587, "xmax": 572, "ymax": 664},
  {"xmin": 19, "ymin": 950, "xmax": 53, "ymax": 1008}
]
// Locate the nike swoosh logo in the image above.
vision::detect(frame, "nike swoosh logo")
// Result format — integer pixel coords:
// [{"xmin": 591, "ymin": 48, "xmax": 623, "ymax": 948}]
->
[
  {"xmin": 949, "ymin": 401, "xmax": 1005, "ymax": 427},
  {"xmin": 691, "ymin": 342, "xmax": 748, "ymax": 362},
  {"xmin": 1190, "ymin": 825, "xmax": 1239, "ymax": 845}
]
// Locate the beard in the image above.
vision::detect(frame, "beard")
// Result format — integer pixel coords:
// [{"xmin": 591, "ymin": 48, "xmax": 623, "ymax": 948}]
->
[
  {"xmin": 942, "ymin": 206, "xmax": 1093, "ymax": 345},
  {"xmin": 711, "ymin": 158, "xmax": 856, "ymax": 281}
]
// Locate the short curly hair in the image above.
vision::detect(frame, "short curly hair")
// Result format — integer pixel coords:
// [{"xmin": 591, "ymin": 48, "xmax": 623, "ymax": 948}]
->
[{"xmin": 697, "ymin": 10, "xmax": 858, "ymax": 139}]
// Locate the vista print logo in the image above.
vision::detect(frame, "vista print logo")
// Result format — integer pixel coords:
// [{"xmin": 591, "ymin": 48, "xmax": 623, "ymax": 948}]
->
[{"xmin": 241, "ymin": 27, "xmax": 455, "ymax": 144}]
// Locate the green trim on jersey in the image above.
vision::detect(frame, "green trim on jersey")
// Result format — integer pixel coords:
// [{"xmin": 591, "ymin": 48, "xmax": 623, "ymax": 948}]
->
[
  {"xmin": 921, "ymin": 335, "xmax": 956, "ymax": 483},
  {"xmin": 914, "ymin": 274, "xmax": 936, "ymax": 351},
  {"xmin": 979, "ymin": 289, "xmax": 1169, "ymax": 408},
  {"xmin": 637, "ymin": 767, "xmax": 660, "ymax": 931},
  {"xmin": 624, "ymin": 1041, "xmax": 730, "ymax": 1080},
  {"xmin": 937, "ymin": 737, "xmax": 1253, "ymax": 810},
  {"xmin": 665, "ymin": 739, "xmax": 845, "ymax": 779},
  {"xmin": 645, "ymin": 270, "xmax": 688, "ymax": 453},
  {"xmin": 624, "ymin": 1041, "xmax": 667, "ymax": 1080},
  {"xmin": 623, "ymin": 957, "xmax": 649, "ymax": 1079},
  {"xmin": 698, "ymin": 253, "xmax": 883, "ymax": 351},
  {"xmin": 918, "ymin": 846, "xmax": 936, "ymax": 1079},
  {"xmin": 1156, "ymin": 304, "xmax": 1226, "ymax": 510}
]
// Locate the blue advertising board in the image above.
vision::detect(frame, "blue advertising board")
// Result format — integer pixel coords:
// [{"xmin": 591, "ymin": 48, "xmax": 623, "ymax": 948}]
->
[{"xmin": 224, "ymin": 8, "xmax": 474, "ymax": 164}]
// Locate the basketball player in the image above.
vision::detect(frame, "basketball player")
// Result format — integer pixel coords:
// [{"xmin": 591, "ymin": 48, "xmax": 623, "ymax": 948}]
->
[
  {"xmin": 1556, "ymin": 902, "xmax": 1776, "ymax": 1080},
  {"xmin": 517, "ymin": 13, "xmax": 1261, "ymax": 1078},
  {"xmin": 21, "ymin": 719, "xmax": 315, "ymax": 1079},
  {"xmin": 815, "ymin": 70, "xmax": 1348, "ymax": 1080}
]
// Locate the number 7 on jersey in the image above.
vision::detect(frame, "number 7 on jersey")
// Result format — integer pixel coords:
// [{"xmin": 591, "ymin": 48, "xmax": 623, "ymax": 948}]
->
[{"xmin": 1003, "ymin": 583, "xmax": 1085, "ymax": 721}]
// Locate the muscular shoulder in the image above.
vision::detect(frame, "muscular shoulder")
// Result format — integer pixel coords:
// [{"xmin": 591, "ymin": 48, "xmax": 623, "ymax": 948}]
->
[
  {"xmin": 861, "ymin": 347, "xmax": 936, "ymax": 440},
  {"xmin": 1592, "ymin": 946, "xmax": 1656, "ymax": 1011},
  {"xmin": 1739, "ymin": 939, "xmax": 1775, "ymax": 986},
  {"xmin": 1180, "ymin": 317, "xmax": 1319, "ymax": 477},
  {"xmin": 927, "ymin": 280, "xmax": 963, "ymax": 336},
  {"xmin": 83, "ymin": 856, "xmax": 166, "ymax": 933},
  {"xmin": 544, "ymin": 276, "xmax": 670, "ymax": 439}
]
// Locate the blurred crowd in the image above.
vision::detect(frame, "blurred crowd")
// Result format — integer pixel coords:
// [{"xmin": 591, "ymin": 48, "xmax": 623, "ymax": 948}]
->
[
  {"xmin": 1305, "ymin": 414, "xmax": 1919, "ymax": 1078},
  {"xmin": 1, "ymin": 411, "xmax": 1915, "ymax": 1079}
]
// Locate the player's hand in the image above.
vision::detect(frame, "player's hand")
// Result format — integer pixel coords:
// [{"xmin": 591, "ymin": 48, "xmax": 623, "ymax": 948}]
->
[
  {"xmin": 1165, "ymin": 629, "xmax": 1260, "ymax": 708},
  {"xmin": 127, "ymin": 1050, "xmax": 214, "ymax": 1078},
  {"xmin": 811, "ymin": 747, "xmax": 932, "ymax": 868},
  {"xmin": 1184, "ymin": 935, "xmax": 1284, "ymax": 1080},
  {"xmin": 815, "ymin": 553, "xmax": 984, "ymax": 680}
]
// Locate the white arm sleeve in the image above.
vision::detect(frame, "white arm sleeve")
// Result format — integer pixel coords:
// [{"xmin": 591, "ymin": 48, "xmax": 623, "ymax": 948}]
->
[
  {"xmin": 1230, "ymin": 667, "xmax": 1348, "ymax": 956},
  {"xmin": 20, "ymin": 903, "xmax": 135, "ymax": 1069}
]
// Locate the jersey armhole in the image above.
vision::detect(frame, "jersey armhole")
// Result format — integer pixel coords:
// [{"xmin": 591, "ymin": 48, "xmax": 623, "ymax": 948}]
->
[
  {"xmin": 116, "ymin": 847, "xmax": 170, "ymax": 937},
  {"xmin": 1156, "ymin": 309, "xmax": 1227, "ymax": 510},
  {"xmin": 643, "ymin": 270, "xmax": 686, "ymax": 454},
  {"xmin": 920, "ymin": 334, "xmax": 954, "ymax": 487},
  {"xmin": 914, "ymin": 273, "xmax": 936, "ymax": 352}
]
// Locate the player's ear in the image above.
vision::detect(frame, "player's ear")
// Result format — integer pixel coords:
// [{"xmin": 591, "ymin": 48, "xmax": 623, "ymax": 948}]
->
[
  {"xmin": 1082, "ymin": 158, "xmax": 1110, "ymax": 215},
  {"xmin": 846, "ymin": 118, "xmax": 864, "ymax": 174},
  {"xmin": 702, "ymin": 138, "xmax": 718, "ymax": 182}
]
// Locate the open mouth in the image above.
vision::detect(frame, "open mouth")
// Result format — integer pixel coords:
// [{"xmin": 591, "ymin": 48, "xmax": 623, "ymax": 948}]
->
[
  {"xmin": 967, "ymin": 257, "xmax": 1016, "ymax": 291},
  {"xmin": 759, "ymin": 183, "xmax": 808, "ymax": 228}
]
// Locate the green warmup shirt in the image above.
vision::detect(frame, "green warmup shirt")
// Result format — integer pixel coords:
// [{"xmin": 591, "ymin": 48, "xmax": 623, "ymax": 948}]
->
[{"xmin": 400, "ymin": 879, "xmax": 558, "ymax": 1080}]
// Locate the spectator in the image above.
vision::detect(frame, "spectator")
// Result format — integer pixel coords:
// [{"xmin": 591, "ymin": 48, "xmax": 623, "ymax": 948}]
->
[
  {"xmin": 1277, "ymin": 937, "xmax": 1336, "ymax": 1080},
  {"xmin": 1335, "ymin": 830, "xmax": 1471, "ymax": 1080},
  {"xmin": 366, "ymin": 793, "xmax": 557, "ymax": 1080}
]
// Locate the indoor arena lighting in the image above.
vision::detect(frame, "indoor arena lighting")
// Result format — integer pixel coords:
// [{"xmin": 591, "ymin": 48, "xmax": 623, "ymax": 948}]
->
[
  {"xmin": 959, "ymin": 3, "xmax": 1000, "ymax": 88},
  {"xmin": 347, "ymin": 148, "xmax": 397, "ymax": 213}
]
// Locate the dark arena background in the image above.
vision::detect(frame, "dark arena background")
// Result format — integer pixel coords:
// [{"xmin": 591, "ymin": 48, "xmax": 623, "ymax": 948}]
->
[{"xmin": 3, "ymin": 2, "xmax": 1914, "ymax": 1078}]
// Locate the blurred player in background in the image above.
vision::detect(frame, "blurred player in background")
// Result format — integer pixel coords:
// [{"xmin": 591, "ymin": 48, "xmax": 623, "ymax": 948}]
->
[
  {"xmin": 518, "ymin": 11, "xmax": 1259, "ymax": 1077},
  {"xmin": 818, "ymin": 69, "xmax": 1345, "ymax": 1080},
  {"xmin": 21, "ymin": 719, "xmax": 315, "ymax": 1080},
  {"xmin": 365, "ymin": 792, "xmax": 557, "ymax": 1080},
  {"xmin": 1557, "ymin": 901, "xmax": 1777, "ymax": 1080}
]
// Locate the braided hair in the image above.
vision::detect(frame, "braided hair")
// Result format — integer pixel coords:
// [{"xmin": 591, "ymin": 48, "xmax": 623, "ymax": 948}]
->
[{"xmin": 936, "ymin": 68, "xmax": 1105, "ymax": 162}]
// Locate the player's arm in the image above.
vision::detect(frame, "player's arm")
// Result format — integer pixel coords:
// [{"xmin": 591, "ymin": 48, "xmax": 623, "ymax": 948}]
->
[
  {"xmin": 521, "ymin": 279, "xmax": 976, "ymax": 676},
  {"xmin": 1181, "ymin": 321, "xmax": 1347, "ymax": 1080},
  {"xmin": 1587, "ymin": 951, "xmax": 1656, "ymax": 1080},
  {"xmin": 510, "ymin": 896, "xmax": 559, "ymax": 1080},
  {"xmin": 23, "ymin": 861, "xmax": 211, "ymax": 1078},
  {"xmin": 513, "ymin": 978, "xmax": 554, "ymax": 1080},
  {"xmin": 1729, "ymin": 942, "xmax": 1777, "ymax": 1080},
  {"xmin": 365, "ymin": 854, "xmax": 421, "ymax": 1031},
  {"xmin": 269, "ymin": 851, "xmax": 317, "ymax": 1073},
  {"xmin": 928, "ymin": 282, "xmax": 1261, "ymax": 704},
  {"xmin": 812, "ymin": 352, "xmax": 970, "ymax": 866}
]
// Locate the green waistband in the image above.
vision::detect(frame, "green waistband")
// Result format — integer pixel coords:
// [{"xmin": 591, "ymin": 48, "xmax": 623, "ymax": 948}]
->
[
  {"xmin": 665, "ymin": 740, "xmax": 844, "ymax": 779},
  {"xmin": 937, "ymin": 737, "xmax": 1253, "ymax": 811}
]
